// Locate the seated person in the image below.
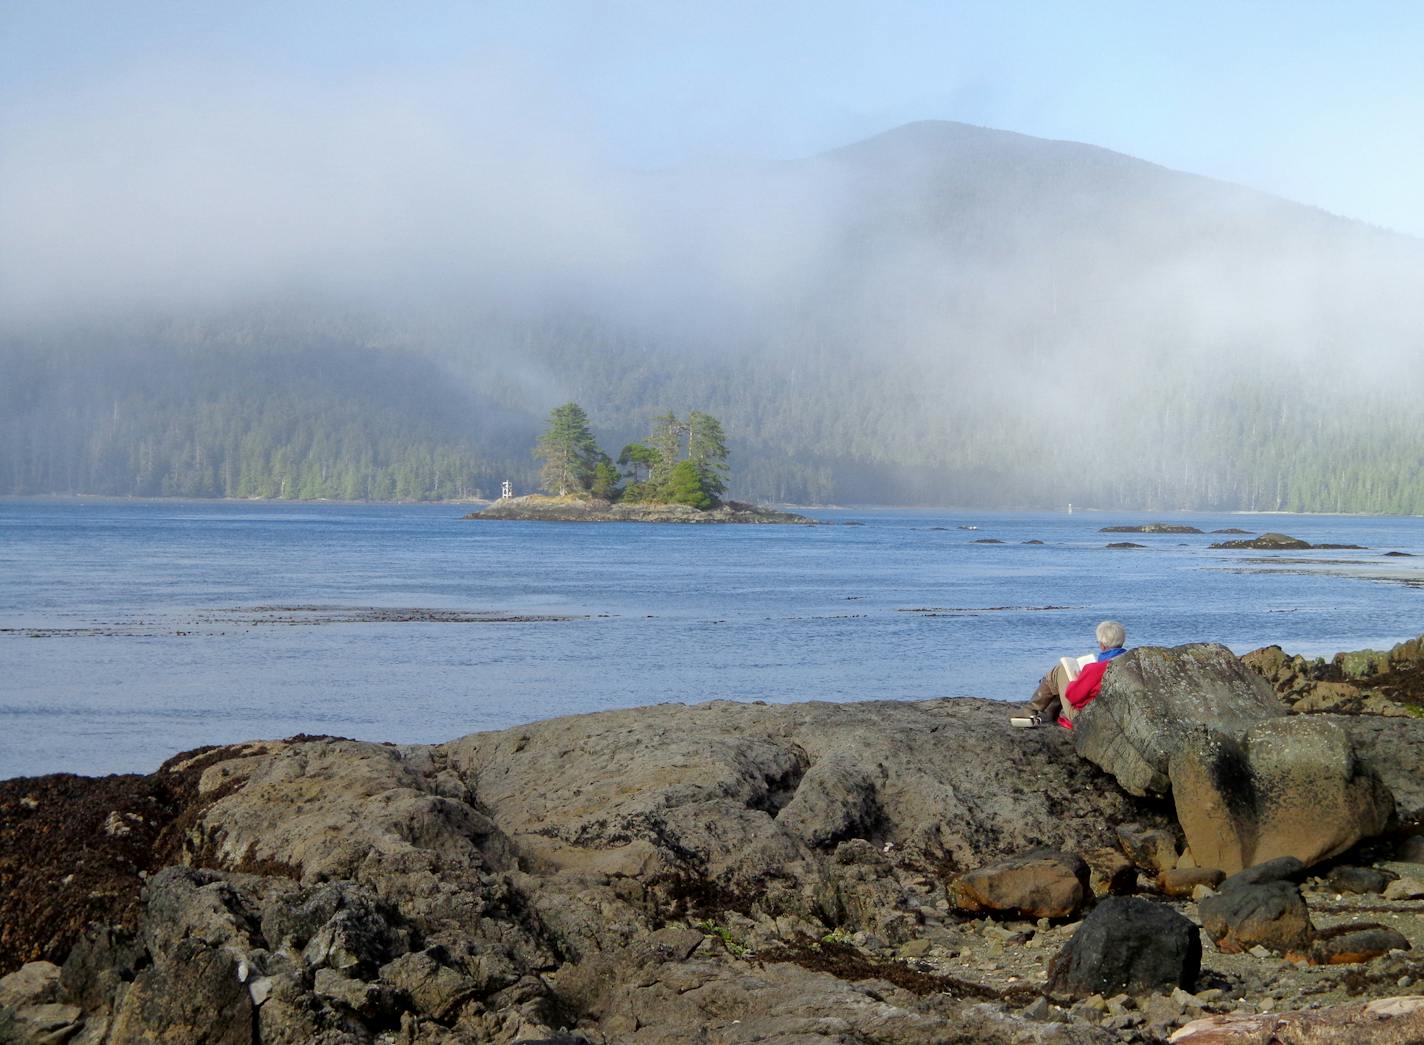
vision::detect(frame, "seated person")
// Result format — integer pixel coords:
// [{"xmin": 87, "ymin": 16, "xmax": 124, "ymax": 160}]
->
[{"xmin": 1017, "ymin": 620, "xmax": 1127, "ymax": 728}]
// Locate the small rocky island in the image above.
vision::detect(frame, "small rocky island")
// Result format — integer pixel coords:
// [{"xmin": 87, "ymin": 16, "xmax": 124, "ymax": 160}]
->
[
  {"xmin": 466, "ymin": 494, "xmax": 815, "ymax": 525},
  {"xmin": 4, "ymin": 636, "xmax": 1424, "ymax": 1042},
  {"xmin": 470, "ymin": 404, "xmax": 814, "ymax": 525}
]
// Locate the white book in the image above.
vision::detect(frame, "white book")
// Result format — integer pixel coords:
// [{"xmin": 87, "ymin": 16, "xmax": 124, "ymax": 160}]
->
[
  {"xmin": 1010, "ymin": 653, "xmax": 1098, "ymax": 727},
  {"xmin": 1059, "ymin": 653, "xmax": 1096, "ymax": 682}
]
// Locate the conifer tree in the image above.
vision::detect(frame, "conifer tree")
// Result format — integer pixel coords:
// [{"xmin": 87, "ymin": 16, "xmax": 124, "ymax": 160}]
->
[
  {"xmin": 648, "ymin": 411, "xmax": 685, "ymax": 490},
  {"xmin": 535, "ymin": 402, "xmax": 600, "ymax": 495},
  {"xmin": 687, "ymin": 410, "xmax": 729, "ymax": 500},
  {"xmin": 617, "ymin": 442, "xmax": 658, "ymax": 485}
]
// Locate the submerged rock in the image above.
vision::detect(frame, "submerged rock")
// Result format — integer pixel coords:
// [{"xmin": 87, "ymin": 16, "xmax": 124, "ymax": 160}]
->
[{"xmin": 1210, "ymin": 532, "xmax": 1313, "ymax": 549}]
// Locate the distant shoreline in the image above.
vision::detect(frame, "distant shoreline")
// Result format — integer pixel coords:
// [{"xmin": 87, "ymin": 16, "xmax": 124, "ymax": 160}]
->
[{"xmin": 0, "ymin": 494, "xmax": 1416, "ymax": 518}]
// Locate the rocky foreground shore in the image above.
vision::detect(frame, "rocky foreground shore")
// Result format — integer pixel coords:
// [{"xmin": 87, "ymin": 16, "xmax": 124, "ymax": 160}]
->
[
  {"xmin": 3, "ymin": 638, "xmax": 1424, "ymax": 1044},
  {"xmin": 464, "ymin": 495, "xmax": 816, "ymax": 524}
]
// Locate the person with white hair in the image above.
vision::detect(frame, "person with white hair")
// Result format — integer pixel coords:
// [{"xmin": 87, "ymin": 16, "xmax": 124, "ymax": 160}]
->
[{"xmin": 1015, "ymin": 620, "xmax": 1127, "ymax": 729}]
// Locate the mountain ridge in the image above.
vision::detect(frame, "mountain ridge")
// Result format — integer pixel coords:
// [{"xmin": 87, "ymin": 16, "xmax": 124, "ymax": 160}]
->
[{"xmin": 5, "ymin": 119, "xmax": 1423, "ymax": 510}]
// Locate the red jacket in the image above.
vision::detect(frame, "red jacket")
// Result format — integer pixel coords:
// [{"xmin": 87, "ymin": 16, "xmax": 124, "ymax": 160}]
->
[{"xmin": 1058, "ymin": 659, "xmax": 1113, "ymax": 729}]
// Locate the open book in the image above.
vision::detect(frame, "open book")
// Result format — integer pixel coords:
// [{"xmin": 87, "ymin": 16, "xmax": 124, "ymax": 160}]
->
[
  {"xmin": 1058, "ymin": 653, "xmax": 1096, "ymax": 682},
  {"xmin": 1010, "ymin": 652, "xmax": 1096, "ymax": 726}
]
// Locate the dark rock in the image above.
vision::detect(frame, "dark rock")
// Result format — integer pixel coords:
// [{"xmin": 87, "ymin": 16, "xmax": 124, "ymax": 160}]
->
[
  {"xmin": 1326, "ymin": 866, "xmax": 1390, "ymax": 895},
  {"xmin": 1169, "ymin": 719, "xmax": 1393, "ymax": 873},
  {"xmin": 1073, "ymin": 643, "xmax": 1283, "ymax": 797},
  {"xmin": 1046, "ymin": 896, "xmax": 1201, "ymax": 997},
  {"xmin": 1115, "ymin": 823, "xmax": 1179, "ymax": 872},
  {"xmin": 1022, "ymin": 539, "xmax": 1045, "ymax": 544},
  {"xmin": 1198, "ymin": 880, "xmax": 1313, "ymax": 954},
  {"xmin": 1306, "ymin": 925, "xmax": 1410, "ymax": 965},
  {"xmin": 107, "ymin": 935, "xmax": 254, "ymax": 1044},
  {"xmin": 971, "ymin": 538, "xmax": 1005, "ymax": 544},
  {"xmin": 1385, "ymin": 550, "xmax": 1414, "ymax": 557},
  {"xmin": 1211, "ymin": 528, "xmax": 1253, "ymax": 534},
  {"xmin": 951, "ymin": 848, "xmax": 1089, "ymax": 919},
  {"xmin": 1218, "ymin": 856, "xmax": 1306, "ymax": 891},
  {"xmin": 1106, "ymin": 542, "xmax": 1146, "ymax": 548},
  {"xmin": 1210, "ymin": 532, "xmax": 1312, "ymax": 549},
  {"xmin": 1399, "ymin": 835, "xmax": 1424, "ymax": 864}
]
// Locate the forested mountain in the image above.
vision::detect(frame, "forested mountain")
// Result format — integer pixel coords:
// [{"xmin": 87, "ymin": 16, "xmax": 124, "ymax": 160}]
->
[
  {"xmin": 1, "ymin": 321, "xmax": 535, "ymax": 500},
  {"xmin": 5, "ymin": 121, "xmax": 1424, "ymax": 509}
]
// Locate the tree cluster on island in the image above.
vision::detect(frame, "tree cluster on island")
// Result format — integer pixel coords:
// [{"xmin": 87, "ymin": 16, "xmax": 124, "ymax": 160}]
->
[{"xmin": 535, "ymin": 403, "xmax": 729, "ymax": 509}]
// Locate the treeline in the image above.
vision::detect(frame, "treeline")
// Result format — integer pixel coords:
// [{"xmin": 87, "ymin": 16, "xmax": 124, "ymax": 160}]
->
[
  {"xmin": 8, "ymin": 319, "xmax": 1424, "ymax": 512},
  {"xmin": 1, "ymin": 337, "xmax": 530, "ymax": 501}
]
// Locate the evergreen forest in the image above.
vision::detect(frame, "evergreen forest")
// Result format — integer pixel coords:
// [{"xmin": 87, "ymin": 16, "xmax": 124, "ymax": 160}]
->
[{"xmin": 5, "ymin": 121, "xmax": 1424, "ymax": 512}]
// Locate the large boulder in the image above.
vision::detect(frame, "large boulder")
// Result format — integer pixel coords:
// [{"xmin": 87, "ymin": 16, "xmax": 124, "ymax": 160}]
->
[
  {"xmin": 1045, "ymin": 896, "xmax": 1201, "ymax": 997},
  {"xmin": 1325, "ymin": 714, "xmax": 1424, "ymax": 827},
  {"xmin": 1072, "ymin": 644, "xmax": 1285, "ymax": 797},
  {"xmin": 1168, "ymin": 717, "xmax": 1393, "ymax": 873}
]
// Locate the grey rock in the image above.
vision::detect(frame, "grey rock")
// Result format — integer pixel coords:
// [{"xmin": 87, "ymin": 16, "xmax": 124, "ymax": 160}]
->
[
  {"xmin": 1326, "ymin": 715, "xmax": 1424, "ymax": 826},
  {"xmin": 0, "ymin": 962, "xmax": 61, "ymax": 1009},
  {"xmin": 1046, "ymin": 896, "xmax": 1201, "ymax": 997},
  {"xmin": 379, "ymin": 950, "xmax": 477, "ymax": 1020},
  {"xmin": 1398, "ymin": 835, "xmax": 1424, "ymax": 864},
  {"xmin": 1383, "ymin": 876, "xmax": 1424, "ymax": 901},
  {"xmin": 1326, "ymin": 866, "xmax": 1390, "ymax": 895},
  {"xmin": 106, "ymin": 935, "xmax": 254, "ymax": 1044},
  {"xmin": 1218, "ymin": 856, "xmax": 1306, "ymax": 891},
  {"xmin": 1072, "ymin": 643, "xmax": 1283, "ymax": 797},
  {"xmin": 7, "ymin": 1002, "xmax": 83, "ymax": 1040}
]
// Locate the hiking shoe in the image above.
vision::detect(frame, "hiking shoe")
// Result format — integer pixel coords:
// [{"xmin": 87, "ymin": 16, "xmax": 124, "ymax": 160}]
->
[{"xmin": 1009, "ymin": 714, "xmax": 1043, "ymax": 728}]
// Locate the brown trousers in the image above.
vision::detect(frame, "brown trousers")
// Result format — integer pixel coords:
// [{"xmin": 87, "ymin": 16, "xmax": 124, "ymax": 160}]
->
[{"xmin": 1028, "ymin": 661, "xmax": 1082, "ymax": 723}]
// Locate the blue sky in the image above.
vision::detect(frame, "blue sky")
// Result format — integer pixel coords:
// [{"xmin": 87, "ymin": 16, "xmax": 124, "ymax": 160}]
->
[{"xmin": 4, "ymin": 0, "xmax": 1423, "ymax": 235}]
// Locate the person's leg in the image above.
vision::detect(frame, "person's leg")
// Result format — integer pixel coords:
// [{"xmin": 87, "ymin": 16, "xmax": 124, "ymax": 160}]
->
[{"xmin": 1028, "ymin": 662, "xmax": 1071, "ymax": 721}]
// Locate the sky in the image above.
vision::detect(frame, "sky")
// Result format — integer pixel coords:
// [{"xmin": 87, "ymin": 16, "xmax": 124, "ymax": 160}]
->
[{"xmin": 3, "ymin": 0, "xmax": 1423, "ymax": 239}]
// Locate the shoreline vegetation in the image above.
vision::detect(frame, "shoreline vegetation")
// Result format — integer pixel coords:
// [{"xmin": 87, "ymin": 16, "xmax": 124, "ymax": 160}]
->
[
  {"xmin": 3, "ymin": 636, "xmax": 1424, "ymax": 1042},
  {"xmin": 2, "ymin": 494, "xmax": 1420, "ymax": 520},
  {"xmin": 463, "ymin": 402, "xmax": 814, "ymax": 523}
]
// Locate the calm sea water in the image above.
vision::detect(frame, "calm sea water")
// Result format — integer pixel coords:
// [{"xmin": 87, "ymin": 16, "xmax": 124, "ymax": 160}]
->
[{"xmin": 2, "ymin": 499, "xmax": 1422, "ymax": 779}]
